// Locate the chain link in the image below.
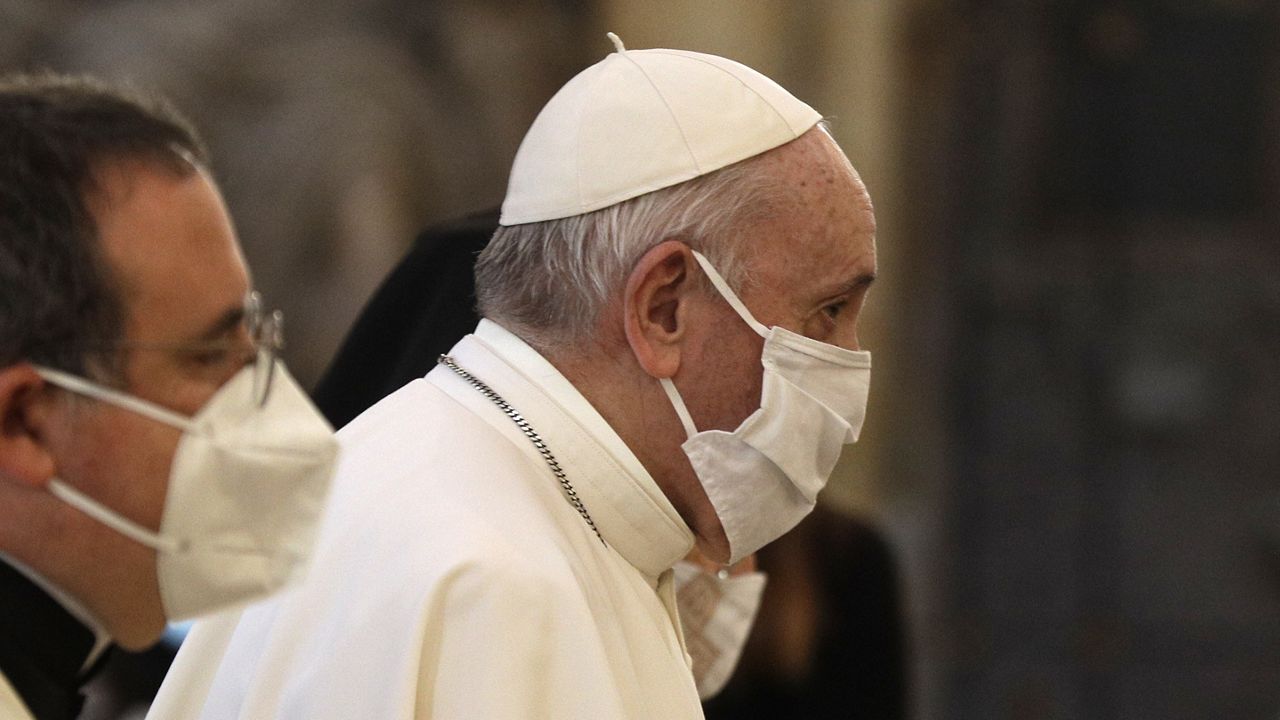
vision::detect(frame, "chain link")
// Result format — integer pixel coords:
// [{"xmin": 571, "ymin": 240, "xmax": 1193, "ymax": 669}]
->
[{"xmin": 438, "ymin": 355, "xmax": 605, "ymax": 545}]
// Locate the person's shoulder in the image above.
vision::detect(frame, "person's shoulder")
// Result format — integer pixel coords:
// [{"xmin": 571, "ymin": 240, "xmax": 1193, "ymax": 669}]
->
[
  {"xmin": 332, "ymin": 375, "xmax": 518, "ymax": 471},
  {"xmin": 334, "ymin": 370, "xmax": 558, "ymax": 494},
  {"xmin": 284, "ymin": 491, "xmax": 582, "ymax": 634},
  {"xmin": 314, "ymin": 425, "xmax": 577, "ymax": 590},
  {"xmin": 338, "ymin": 375, "xmax": 453, "ymax": 437},
  {"xmin": 430, "ymin": 530, "xmax": 583, "ymax": 615}
]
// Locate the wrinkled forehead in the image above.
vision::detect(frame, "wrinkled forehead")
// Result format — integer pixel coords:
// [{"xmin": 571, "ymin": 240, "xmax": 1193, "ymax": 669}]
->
[{"xmin": 743, "ymin": 132, "xmax": 876, "ymax": 280}]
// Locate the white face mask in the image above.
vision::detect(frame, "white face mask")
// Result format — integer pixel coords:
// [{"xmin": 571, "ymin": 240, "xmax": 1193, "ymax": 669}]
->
[
  {"xmin": 672, "ymin": 560, "xmax": 767, "ymax": 699},
  {"xmin": 660, "ymin": 251, "xmax": 871, "ymax": 564},
  {"xmin": 35, "ymin": 362, "xmax": 338, "ymax": 622}
]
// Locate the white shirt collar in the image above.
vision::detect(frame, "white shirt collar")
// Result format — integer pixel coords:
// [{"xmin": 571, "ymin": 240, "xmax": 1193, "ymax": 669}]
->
[
  {"xmin": 447, "ymin": 319, "xmax": 695, "ymax": 583},
  {"xmin": 0, "ymin": 553, "xmax": 112, "ymax": 672}
]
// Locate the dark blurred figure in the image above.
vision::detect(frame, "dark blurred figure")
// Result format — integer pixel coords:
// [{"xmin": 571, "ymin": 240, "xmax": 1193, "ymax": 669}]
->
[
  {"xmin": 312, "ymin": 209, "xmax": 909, "ymax": 719},
  {"xmin": 311, "ymin": 208, "xmax": 496, "ymax": 427},
  {"xmin": 702, "ymin": 506, "xmax": 908, "ymax": 720}
]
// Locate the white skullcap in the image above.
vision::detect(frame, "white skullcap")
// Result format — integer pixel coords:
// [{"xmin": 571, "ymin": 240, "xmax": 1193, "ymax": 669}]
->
[{"xmin": 499, "ymin": 33, "xmax": 823, "ymax": 226}]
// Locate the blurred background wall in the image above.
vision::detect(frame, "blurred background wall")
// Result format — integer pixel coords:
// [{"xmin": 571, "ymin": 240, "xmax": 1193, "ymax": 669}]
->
[{"xmin": 3, "ymin": 1, "xmax": 1278, "ymax": 718}]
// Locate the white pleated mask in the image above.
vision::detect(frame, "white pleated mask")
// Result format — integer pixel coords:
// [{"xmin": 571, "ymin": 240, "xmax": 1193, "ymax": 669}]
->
[
  {"xmin": 672, "ymin": 560, "xmax": 767, "ymax": 699},
  {"xmin": 36, "ymin": 363, "xmax": 337, "ymax": 621},
  {"xmin": 660, "ymin": 251, "xmax": 871, "ymax": 564}
]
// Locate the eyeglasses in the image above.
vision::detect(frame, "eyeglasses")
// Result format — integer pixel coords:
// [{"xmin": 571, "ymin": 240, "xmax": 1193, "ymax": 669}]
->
[
  {"xmin": 89, "ymin": 291, "xmax": 285, "ymax": 407},
  {"xmin": 243, "ymin": 292, "xmax": 285, "ymax": 407}
]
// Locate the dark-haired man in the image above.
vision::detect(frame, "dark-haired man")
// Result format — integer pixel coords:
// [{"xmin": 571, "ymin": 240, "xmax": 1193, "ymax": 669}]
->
[{"xmin": 0, "ymin": 74, "xmax": 338, "ymax": 720}]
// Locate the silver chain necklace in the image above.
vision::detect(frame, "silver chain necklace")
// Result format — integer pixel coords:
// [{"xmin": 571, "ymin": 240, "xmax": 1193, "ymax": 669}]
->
[{"xmin": 438, "ymin": 355, "xmax": 605, "ymax": 545}]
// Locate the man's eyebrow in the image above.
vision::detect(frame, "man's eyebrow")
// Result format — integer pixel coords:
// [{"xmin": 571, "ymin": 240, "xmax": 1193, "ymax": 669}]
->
[{"xmin": 829, "ymin": 272, "xmax": 877, "ymax": 296}]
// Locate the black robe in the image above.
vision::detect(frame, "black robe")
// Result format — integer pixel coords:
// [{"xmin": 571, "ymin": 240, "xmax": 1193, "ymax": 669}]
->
[{"xmin": 0, "ymin": 559, "xmax": 100, "ymax": 720}]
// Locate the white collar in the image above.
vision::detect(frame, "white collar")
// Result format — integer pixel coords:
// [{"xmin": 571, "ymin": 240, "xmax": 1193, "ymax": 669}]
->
[
  {"xmin": 444, "ymin": 319, "xmax": 695, "ymax": 583},
  {"xmin": 0, "ymin": 553, "xmax": 112, "ymax": 672}
]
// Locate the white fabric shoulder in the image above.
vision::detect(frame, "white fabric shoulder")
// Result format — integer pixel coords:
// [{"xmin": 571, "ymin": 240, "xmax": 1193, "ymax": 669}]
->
[
  {"xmin": 413, "ymin": 546, "xmax": 629, "ymax": 719},
  {"xmin": 0, "ymin": 670, "xmax": 33, "ymax": 720},
  {"xmin": 145, "ymin": 610, "xmax": 245, "ymax": 718}
]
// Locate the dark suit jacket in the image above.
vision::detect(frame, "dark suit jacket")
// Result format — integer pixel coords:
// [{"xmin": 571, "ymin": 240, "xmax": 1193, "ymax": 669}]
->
[{"xmin": 0, "ymin": 560, "xmax": 97, "ymax": 720}]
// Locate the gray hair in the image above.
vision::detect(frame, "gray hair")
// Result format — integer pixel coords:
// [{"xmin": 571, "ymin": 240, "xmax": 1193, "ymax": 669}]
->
[{"xmin": 475, "ymin": 150, "xmax": 786, "ymax": 351}]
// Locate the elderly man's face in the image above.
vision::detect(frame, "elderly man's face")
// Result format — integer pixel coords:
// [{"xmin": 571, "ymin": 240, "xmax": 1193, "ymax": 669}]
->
[
  {"xmin": 682, "ymin": 130, "xmax": 877, "ymax": 436},
  {"xmin": 42, "ymin": 158, "xmax": 252, "ymax": 647}
]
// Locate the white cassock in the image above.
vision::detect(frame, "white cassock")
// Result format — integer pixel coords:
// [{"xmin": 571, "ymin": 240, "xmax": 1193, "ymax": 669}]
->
[
  {"xmin": 0, "ymin": 671, "xmax": 33, "ymax": 720},
  {"xmin": 147, "ymin": 319, "xmax": 704, "ymax": 720}
]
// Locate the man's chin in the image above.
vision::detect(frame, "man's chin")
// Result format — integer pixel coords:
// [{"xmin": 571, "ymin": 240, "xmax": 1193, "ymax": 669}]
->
[{"xmin": 109, "ymin": 604, "xmax": 169, "ymax": 651}]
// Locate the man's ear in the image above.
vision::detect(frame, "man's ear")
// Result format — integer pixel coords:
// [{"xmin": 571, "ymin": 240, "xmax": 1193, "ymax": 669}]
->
[
  {"xmin": 623, "ymin": 240, "xmax": 698, "ymax": 379},
  {"xmin": 0, "ymin": 364, "xmax": 58, "ymax": 489}
]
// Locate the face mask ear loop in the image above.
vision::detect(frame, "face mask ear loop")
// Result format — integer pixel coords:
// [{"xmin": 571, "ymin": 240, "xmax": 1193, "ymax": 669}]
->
[
  {"xmin": 47, "ymin": 478, "xmax": 185, "ymax": 553},
  {"xmin": 689, "ymin": 250, "xmax": 770, "ymax": 338},
  {"xmin": 35, "ymin": 366, "xmax": 196, "ymax": 432},
  {"xmin": 659, "ymin": 378, "xmax": 699, "ymax": 440}
]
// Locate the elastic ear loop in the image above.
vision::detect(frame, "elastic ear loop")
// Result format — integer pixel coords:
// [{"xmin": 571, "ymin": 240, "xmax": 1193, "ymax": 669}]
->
[
  {"xmin": 34, "ymin": 366, "xmax": 195, "ymax": 432},
  {"xmin": 663, "ymin": 250, "xmax": 767, "ymax": 441},
  {"xmin": 659, "ymin": 378, "xmax": 699, "ymax": 440},
  {"xmin": 47, "ymin": 479, "xmax": 185, "ymax": 553},
  {"xmin": 35, "ymin": 366, "xmax": 191, "ymax": 553},
  {"xmin": 689, "ymin": 250, "xmax": 770, "ymax": 337}
]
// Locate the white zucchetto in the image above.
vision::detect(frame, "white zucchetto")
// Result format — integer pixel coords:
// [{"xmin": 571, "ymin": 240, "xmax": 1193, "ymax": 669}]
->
[{"xmin": 499, "ymin": 33, "xmax": 823, "ymax": 226}]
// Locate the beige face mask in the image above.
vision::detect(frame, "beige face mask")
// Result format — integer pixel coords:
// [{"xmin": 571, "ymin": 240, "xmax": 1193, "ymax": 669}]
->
[
  {"xmin": 37, "ymin": 362, "xmax": 338, "ymax": 621},
  {"xmin": 660, "ymin": 251, "xmax": 872, "ymax": 564}
]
